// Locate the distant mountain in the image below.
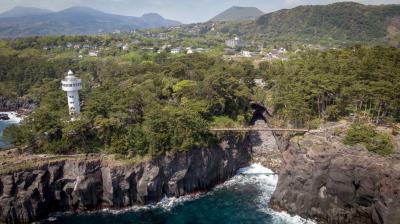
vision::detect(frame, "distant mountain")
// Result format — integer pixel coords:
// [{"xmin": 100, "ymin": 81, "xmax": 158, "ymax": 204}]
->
[
  {"xmin": 210, "ymin": 6, "xmax": 264, "ymax": 22},
  {"xmin": 255, "ymin": 2, "xmax": 400, "ymax": 42},
  {"xmin": 0, "ymin": 6, "xmax": 53, "ymax": 18},
  {"xmin": 213, "ymin": 2, "xmax": 400, "ymax": 45},
  {"xmin": 0, "ymin": 6, "xmax": 181, "ymax": 38},
  {"xmin": 141, "ymin": 13, "xmax": 181, "ymax": 28}
]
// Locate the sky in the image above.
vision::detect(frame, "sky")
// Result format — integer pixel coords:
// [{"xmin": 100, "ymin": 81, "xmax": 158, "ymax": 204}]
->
[{"xmin": 0, "ymin": 0, "xmax": 399, "ymax": 23}]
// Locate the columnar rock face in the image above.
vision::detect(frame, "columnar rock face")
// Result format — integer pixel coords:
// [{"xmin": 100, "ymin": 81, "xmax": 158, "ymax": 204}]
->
[
  {"xmin": 0, "ymin": 137, "xmax": 251, "ymax": 223},
  {"xmin": 270, "ymin": 123, "xmax": 400, "ymax": 224},
  {"xmin": 0, "ymin": 97, "xmax": 35, "ymax": 112}
]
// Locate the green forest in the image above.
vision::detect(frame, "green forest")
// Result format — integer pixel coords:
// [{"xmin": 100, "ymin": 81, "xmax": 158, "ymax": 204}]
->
[
  {"xmin": 1, "ymin": 37, "xmax": 399, "ymax": 158},
  {"xmin": 265, "ymin": 46, "xmax": 400, "ymax": 127},
  {"xmin": 214, "ymin": 2, "xmax": 400, "ymax": 47}
]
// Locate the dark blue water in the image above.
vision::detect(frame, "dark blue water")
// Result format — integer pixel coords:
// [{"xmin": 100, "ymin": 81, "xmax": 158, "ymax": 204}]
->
[{"xmin": 44, "ymin": 165, "xmax": 314, "ymax": 224}]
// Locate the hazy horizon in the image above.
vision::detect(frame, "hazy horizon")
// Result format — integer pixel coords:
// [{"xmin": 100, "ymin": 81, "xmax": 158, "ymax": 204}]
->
[{"xmin": 1, "ymin": 0, "xmax": 399, "ymax": 23}]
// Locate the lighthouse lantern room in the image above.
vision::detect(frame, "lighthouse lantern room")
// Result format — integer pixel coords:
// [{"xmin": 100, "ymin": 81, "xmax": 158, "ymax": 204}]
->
[{"xmin": 61, "ymin": 70, "xmax": 82, "ymax": 118}]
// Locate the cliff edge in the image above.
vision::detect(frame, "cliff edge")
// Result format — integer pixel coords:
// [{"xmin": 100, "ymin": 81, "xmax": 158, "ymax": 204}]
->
[
  {"xmin": 270, "ymin": 121, "xmax": 400, "ymax": 224},
  {"xmin": 0, "ymin": 136, "xmax": 251, "ymax": 223}
]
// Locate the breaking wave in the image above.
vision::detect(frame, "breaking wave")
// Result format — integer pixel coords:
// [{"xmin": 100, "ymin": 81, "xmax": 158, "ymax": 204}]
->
[{"xmin": 46, "ymin": 164, "xmax": 316, "ymax": 224}]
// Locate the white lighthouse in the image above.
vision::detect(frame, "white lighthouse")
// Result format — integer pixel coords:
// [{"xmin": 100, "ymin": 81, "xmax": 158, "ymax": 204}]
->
[{"xmin": 61, "ymin": 70, "xmax": 82, "ymax": 118}]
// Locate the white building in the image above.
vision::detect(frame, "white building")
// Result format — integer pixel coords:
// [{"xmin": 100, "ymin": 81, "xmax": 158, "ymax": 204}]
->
[
  {"xmin": 279, "ymin": 47, "xmax": 287, "ymax": 54},
  {"xmin": 254, "ymin": 79, "xmax": 266, "ymax": 88},
  {"xmin": 122, "ymin": 44, "xmax": 129, "ymax": 51},
  {"xmin": 61, "ymin": 70, "xmax": 82, "ymax": 119},
  {"xmin": 225, "ymin": 37, "xmax": 246, "ymax": 48},
  {"xmin": 241, "ymin": 50, "xmax": 254, "ymax": 58},
  {"xmin": 186, "ymin": 47, "xmax": 194, "ymax": 54},
  {"xmin": 171, "ymin": 47, "xmax": 182, "ymax": 54},
  {"xmin": 88, "ymin": 51, "xmax": 98, "ymax": 57}
]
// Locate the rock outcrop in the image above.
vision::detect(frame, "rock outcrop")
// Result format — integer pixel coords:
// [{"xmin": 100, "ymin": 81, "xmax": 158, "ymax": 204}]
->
[
  {"xmin": 250, "ymin": 120, "xmax": 282, "ymax": 172},
  {"xmin": 270, "ymin": 121, "xmax": 400, "ymax": 224},
  {"xmin": 0, "ymin": 97, "xmax": 36, "ymax": 112},
  {"xmin": 0, "ymin": 113, "xmax": 10, "ymax": 121},
  {"xmin": 0, "ymin": 136, "xmax": 251, "ymax": 223}
]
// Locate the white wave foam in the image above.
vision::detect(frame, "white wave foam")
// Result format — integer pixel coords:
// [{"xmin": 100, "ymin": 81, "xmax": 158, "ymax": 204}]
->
[
  {"xmin": 47, "ymin": 164, "xmax": 316, "ymax": 224},
  {"xmin": 0, "ymin": 112, "xmax": 23, "ymax": 123},
  {"xmin": 238, "ymin": 163, "xmax": 275, "ymax": 175},
  {"xmin": 216, "ymin": 164, "xmax": 316, "ymax": 224},
  {"xmin": 271, "ymin": 211, "xmax": 316, "ymax": 224},
  {"xmin": 110, "ymin": 193, "xmax": 202, "ymax": 214}
]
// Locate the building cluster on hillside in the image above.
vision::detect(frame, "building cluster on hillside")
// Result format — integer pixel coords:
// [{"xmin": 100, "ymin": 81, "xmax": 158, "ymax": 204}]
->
[
  {"xmin": 36, "ymin": 29, "xmax": 335, "ymax": 62},
  {"xmin": 143, "ymin": 32, "xmax": 173, "ymax": 40},
  {"xmin": 165, "ymin": 47, "xmax": 210, "ymax": 54}
]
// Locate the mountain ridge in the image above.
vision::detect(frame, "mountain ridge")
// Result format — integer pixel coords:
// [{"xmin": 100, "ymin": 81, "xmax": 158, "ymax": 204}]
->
[
  {"xmin": 255, "ymin": 2, "xmax": 400, "ymax": 42},
  {"xmin": 210, "ymin": 6, "xmax": 264, "ymax": 22},
  {"xmin": 210, "ymin": 2, "xmax": 400, "ymax": 46},
  {"xmin": 0, "ymin": 6, "xmax": 53, "ymax": 18},
  {"xmin": 0, "ymin": 6, "xmax": 181, "ymax": 38}
]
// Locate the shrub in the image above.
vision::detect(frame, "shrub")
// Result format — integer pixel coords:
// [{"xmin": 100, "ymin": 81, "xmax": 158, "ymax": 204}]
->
[
  {"xmin": 40, "ymin": 139, "xmax": 71, "ymax": 154},
  {"xmin": 307, "ymin": 118, "xmax": 322, "ymax": 130},
  {"xmin": 3, "ymin": 124, "xmax": 35, "ymax": 146},
  {"xmin": 324, "ymin": 105, "xmax": 341, "ymax": 121},
  {"xmin": 332, "ymin": 127, "xmax": 342, "ymax": 136},
  {"xmin": 392, "ymin": 126, "xmax": 399, "ymax": 136},
  {"xmin": 212, "ymin": 116, "xmax": 239, "ymax": 128},
  {"xmin": 344, "ymin": 123, "xmax": 394, "ymax": 156},
  {"xmin": 172, "ymin": 80, "xmax": 196, "ymax": 93}
]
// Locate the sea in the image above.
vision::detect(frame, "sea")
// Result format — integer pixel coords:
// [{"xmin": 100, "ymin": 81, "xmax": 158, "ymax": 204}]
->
[
  {"xmin": 43, "ymin": 164, "xmax": 316, "ymax": 224},
  {"xmin": 0, "ymin": 112, "xmax": 21, "ymax": 149}
]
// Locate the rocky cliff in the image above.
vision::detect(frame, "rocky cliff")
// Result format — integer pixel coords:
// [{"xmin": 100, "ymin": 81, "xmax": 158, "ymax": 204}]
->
[
  {"xmin": 0, "ymin": 97, "xmax": 35, "ymax": 113},
  {"xmin": 0, "ymin": 136, "xmax": 251, "ymax": 223},
  {"xmin": 270, "ymin": 121, "xmax": 400, "ymax": 224},
  {"xmin": 250, "ymin": 120, "xmax": 282, "ymax": 172}
]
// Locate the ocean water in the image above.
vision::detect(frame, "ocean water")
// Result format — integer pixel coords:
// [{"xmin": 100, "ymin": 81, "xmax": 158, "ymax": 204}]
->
[
  {"xmin": 0, "ymin": 112, "xmax": 21, "ymax": 149},
  {"xmin": 44, "ymin": 164, "xmax": 315, "ymax": 224}
]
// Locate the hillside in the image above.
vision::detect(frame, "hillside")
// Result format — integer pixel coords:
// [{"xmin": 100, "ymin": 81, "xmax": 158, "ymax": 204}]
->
[
  {"xmin": 210, "ymin": 6, "xmax": 264, "ymax": 22},
  {"xmin": 214, "ymin": 2, "xmax": 400, "ymax": 46},
  {"xmin": 0, "ymin": 7, "xmax": 181, "ymax": 38},
  {"xmin": 0, "ymin": 6, "xmax": 53, "ymax": 18}
]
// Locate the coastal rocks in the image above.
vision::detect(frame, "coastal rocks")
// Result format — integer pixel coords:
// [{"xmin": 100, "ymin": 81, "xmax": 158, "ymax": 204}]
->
[
  {"xmin": 0, "ymin": 113, "xmax": 10, "ymax": 120},
  {"xmin": 0, "ymin": 136, "xmax": 251, "ymax": 223},
  {"xmin": 0, "ymin": 97, "xmax": 36, "ymax": 113},
  {"xmin": 270, "ymin": 122, "xmax": 400, "ymax": 224}
]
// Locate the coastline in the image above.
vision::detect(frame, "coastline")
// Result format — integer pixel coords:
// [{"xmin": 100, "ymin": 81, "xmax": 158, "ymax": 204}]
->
[
  {"xmin": 0, "ymin": 111, "xmax": 23, "ymax": 123},
  {"xmin": 0, "ymin": 111, "xmax": 23, "ymax": 149},
  {"xmin": 0, "ymin": 136, "xmax": 253, "ymax": 223},
  {"xmin": 44, "ymin": 164, "xmax": 315, "ymax": 224}
]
